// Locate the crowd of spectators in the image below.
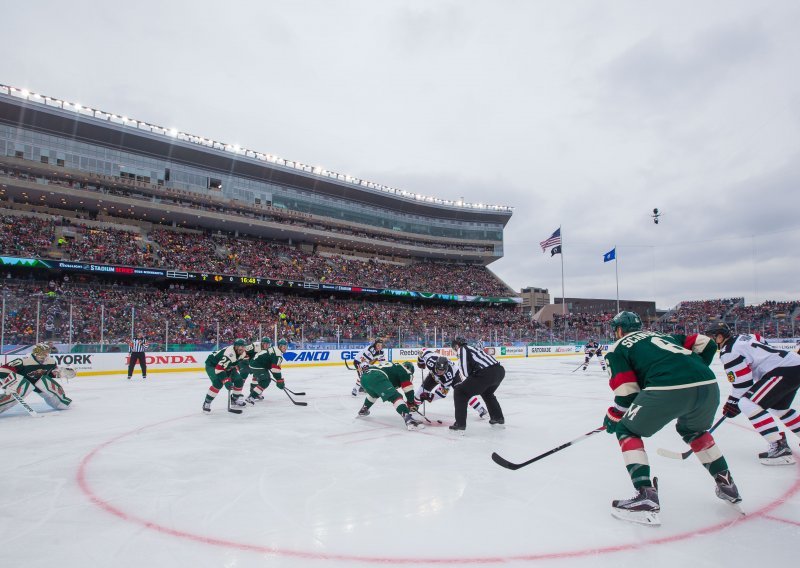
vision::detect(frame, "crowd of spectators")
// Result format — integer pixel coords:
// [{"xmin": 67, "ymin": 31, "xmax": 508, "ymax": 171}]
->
[
  {"xmin": 0, "ymin": 163, "xmax": 494, "ymax": 255},
  {"xmin": 0, "ymin": 214, "xmax": 56, "ymax": 257},
  {"xmin": 0, "ymin": 276, "xmax": 538, "ymax": 347},
  {"xmin": 0, "ymin": 209, "xmax": 513, "ymax": 297},
  {"xmin": 657, "ymin": 298, "xmax": 799, "ymax": 337},
  {"xmin": 2, "ymin": 276, "xmax": 797, "ymax": 349}
]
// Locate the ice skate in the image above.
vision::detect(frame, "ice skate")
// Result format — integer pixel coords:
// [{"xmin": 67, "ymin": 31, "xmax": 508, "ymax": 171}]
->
[
  {"xmin": 758, "ymin": 433, "xmax": 795, "ymax": 465},
  {"xmin": 245, "ymin": 395, "xmax": 259, "ymax": 405},
  {"xmin": 404, "ymin": 414, "xmax": 424, "ymax": 431},
  {"xmin": 202, "ymin": 400, "xmax": 211, "ymax": 413},
  {"xmin": 611, "ymin": 478, "xmax": 661, "ymax": 526},
  {"xmin": 449, "ymin": 422, "xmax": 466, "ymax": 435},
  {"xmin": 230, "ymin": 394, "xmax": 247, "ymax": 407},
  {"xmin": 714, "ymin": 471, "xmax": 744, "ymax": 514},
  {"xmin": 227, "ymin": 394, "xmax": 244, "ymax": 414},
  {"xmin": 478, "ymin": 408, "xmax": 488, "ymax": 420},
  {"xmin": 357, "ymin": 405, "xmax": 370, "ymax": 417},
  {"xmin": 351, "ymin": 386, "xmax": 359, "ymax": 397},
  {"xmin": 489, "ymin": 417, "xmax": 505, "ymax": 428}
]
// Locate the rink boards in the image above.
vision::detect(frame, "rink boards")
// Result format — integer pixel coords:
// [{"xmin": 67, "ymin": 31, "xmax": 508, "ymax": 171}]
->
[{"xmin": 0, "ymin": 345, "xmax": 585, "ymax": 377}]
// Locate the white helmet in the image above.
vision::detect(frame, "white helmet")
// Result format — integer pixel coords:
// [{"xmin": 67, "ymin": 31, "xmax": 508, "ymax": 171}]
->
[{"xmin": 32, "ymin": 342, "xmax": 51, "ymax": 363}]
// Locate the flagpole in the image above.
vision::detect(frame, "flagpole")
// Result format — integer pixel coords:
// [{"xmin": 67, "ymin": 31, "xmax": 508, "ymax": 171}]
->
[
  {"xmin": 560, "ymin": 227, "xmax": 566, "ymax": 341},
  {"xmin": 615, "ymin": 244, "xmax": 619, "ymax": 313}
]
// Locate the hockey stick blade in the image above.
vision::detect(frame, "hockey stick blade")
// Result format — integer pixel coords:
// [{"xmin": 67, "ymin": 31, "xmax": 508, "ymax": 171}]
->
[
  {"xmin": 11, "ymin": 392, "xmax": 41, "ymax": 417},
  {"xmin": 656, "ymin": 448, "xmax": 691, "ymax": 460},
  {"xmin": 656, "ymin": 416, "xmax": 726, "ymax": 461},
  {"xmin": 344, "ymin": 360, "xmax": 355, "ymax": 371},
  {"xmin": 491, "ymin": 426, "xmax": 605, "ymax": 470},
  {"xmin": 284, "ymin": 387, "xmax": 305, "ymax": 396},
  {"xmin": 414, "ymin": 409, "xmax": 442, "ymax": 425},
  {"xmin": 283, "ymin": 390, "xmax": 307, "ymax": 406}
]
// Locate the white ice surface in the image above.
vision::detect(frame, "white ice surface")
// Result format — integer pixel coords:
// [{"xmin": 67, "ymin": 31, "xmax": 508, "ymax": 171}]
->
[{"xmin": 2, "ymin": 357, "xmax": 798, "ymax": 568}]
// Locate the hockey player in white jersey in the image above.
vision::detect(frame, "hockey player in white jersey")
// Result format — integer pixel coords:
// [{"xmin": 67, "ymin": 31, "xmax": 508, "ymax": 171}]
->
[
  {"xmin": 707, "ymin": 322, "xmax": 800, "ymax": 465},
  {"xmin": 0, "ymin": 343, "xmax": 74, "ymax": 414},
  {"xmin": 582, "ymin": 339, "xmax": 606, "ymax": 372},
  {"xmin": 351, "ymin": 338, "xmax": 386, "ymax": 396},
  {"xmin": 415, "ymin": 355, "xmax": 489, "ymax": 419}
]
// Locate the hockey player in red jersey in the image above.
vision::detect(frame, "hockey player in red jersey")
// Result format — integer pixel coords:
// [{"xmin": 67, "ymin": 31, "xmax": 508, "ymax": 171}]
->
[{"xmin": 707, "ymin": 322, "xmax": 800, "ymax": 465}]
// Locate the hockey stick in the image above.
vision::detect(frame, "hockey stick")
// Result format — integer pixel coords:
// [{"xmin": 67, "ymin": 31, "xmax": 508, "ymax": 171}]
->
[
  {"xmin": 344, "ymin": 360, "xmax": 356, "ymax": 371},
  {"xmin": 656, "ymin": 416, "xmax": 727, "ymax": 460},
  {"xmin": 10, "ymin": 392, "xmax": 41, "ymax": 417},
  {"xmin": 491, "ymin": 426, "xmax": 605, "ymax": 470},
  {"xmin": 276, "ymin": 384, "xmax": 307, "ymax": 406},
  {"xmin": 270, "ymin": 378, "xmax": 307, "ymax": 401},
  {"xmin": 413, "ymin": 402, "xmax": 442, "ymax": 425},
  {"xmin": 570, "ymin": 361, "xmax": 586, "ymax": 373}
]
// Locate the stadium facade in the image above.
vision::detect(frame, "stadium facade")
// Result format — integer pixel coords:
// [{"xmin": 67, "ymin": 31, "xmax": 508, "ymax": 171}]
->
[{"xmin": 0, "ymin": 85, "xmax": 512, "ymax": 267}]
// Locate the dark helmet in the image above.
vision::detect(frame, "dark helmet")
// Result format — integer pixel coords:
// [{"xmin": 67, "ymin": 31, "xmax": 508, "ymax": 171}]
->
[
  {"xmin": 233, "ymin": 338, "xmax": 247, "ymax": 347},
  {"xmin": 705, "ymin": 322, "xmax": 732, "ymax": 339},
  {"xmin": 450, "ymin": 336, "xmax": 467, "ymax": 349},
  {"xmin": 260, "ymin": 336, "xmax": 273, "ymax": 346},
  {"xmin": 610, "ymin": 311, "xmax": 642, "ymax": 334},
  {"xmin": 373, "ymin": 337, "xmax": 384, "ymax": 346},
  {"xmin": 277, "ymin": 338, "xmax": 289, "ymax": 348},
  {"xmin": 433, "ymin": 356, "xmax": 449, "ymax": 376},
  {"xmin": 402, "ymin": 362, "xmax": 415, "ymax": 375}
]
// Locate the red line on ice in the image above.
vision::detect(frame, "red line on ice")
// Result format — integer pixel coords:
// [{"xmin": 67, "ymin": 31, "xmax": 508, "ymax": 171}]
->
[{"xmin": 76, "ymin": 415, "xmax": 800, "ymax": 564}]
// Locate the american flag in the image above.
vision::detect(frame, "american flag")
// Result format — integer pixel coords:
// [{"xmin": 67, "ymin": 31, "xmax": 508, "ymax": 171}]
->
[{"xmin": 539, "ymin": 228, "xmax": 561, "ymax": 252}]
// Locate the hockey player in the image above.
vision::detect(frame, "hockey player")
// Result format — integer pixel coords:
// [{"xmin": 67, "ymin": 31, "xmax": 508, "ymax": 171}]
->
[
  {"xmin": 356, "ymin": 361, "xmax": 423, "ymax": 431},
  {"xmin": 245, "ymin": 338, "xmax": 289, "ymax": 404},
  {"xmin": 416, "ymin": 355, "xmax": 489, "ymax": 419},
  {"xmin": 582, "ymin": 339, "xmax": 606, "ymax": 372},
  {"xmin": 202, "ymin": 338, "xmax": 248, "ymax": 414},
  {"xmin": 234, "ymin": 336, "xmax": 268, "ymax": 390},
  {"xmin": 416, "ymin": 347, "xmax": 437, "ymax": 369},
  {"xmin": 604, "ymin": 312, "xmax": 740, "ymax": 526},
  {"xmin": 351, "ymin": 337, "xmax": 386, "ymax": 396},
  {"xmin": 0, "ymin": 343, "xmax": 73, "ymax": 414},
  {"xmin": 707, "ymin": 322, "xmax": 800, "ymax": 465}
]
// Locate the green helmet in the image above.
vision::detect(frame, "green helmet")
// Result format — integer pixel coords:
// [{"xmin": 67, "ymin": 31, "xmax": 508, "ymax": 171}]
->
[
  {"xmin": 402, "ymin": 362, "xmax": 415, "ymax": 375},
  {"xmin": 260, "ymin": 336, "xmax": 273, "ymax": 346},
  {"xmin": 277, "ymin": 338, "xmax": 289, "ymax": 348},
  {"xmin": 610, "ymin": 311, "xmax": 642, "ymax": 334},
  {"xmin": 233, "ymin": 338, "xmax": 247, "ymax": 347}
]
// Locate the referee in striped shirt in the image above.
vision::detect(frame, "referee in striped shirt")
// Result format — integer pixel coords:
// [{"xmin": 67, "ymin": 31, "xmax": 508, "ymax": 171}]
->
[
  {"xmin": 127, "ymin": 334, "xmax": 147, "ymax": 380},
  {"xmin": 450, "ymin": 337, "xmax": 505, "ymax": 431}
]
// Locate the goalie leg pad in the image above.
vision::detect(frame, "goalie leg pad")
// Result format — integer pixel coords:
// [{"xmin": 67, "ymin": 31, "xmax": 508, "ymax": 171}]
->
[
  {"xmin": 37, "ymin": 376, "xmax": 72, "ymax": 410},
  {"xmin": 0, "ymin": 377, "xmax": 32, "ymax": 414}
]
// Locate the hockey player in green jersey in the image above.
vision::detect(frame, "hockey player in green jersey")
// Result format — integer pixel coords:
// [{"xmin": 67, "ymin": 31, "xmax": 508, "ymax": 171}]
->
[
  {"xmin": 603, "ymin": 311, "xmax": 741, "ymax": 526},
  {"xmin": 245, "ymin": 338, "xmax": 289, "ymax": 404},
  {"xmin": 0, "ymin": 343, "xmax": 73, "ymax": 414},
  {"xmin": 202, "ymin": 338, "xmax": 248, "ymax": 414},
  {"xmin": 356, "ymin": 361, "xmax": 423, "ymax": 431}
]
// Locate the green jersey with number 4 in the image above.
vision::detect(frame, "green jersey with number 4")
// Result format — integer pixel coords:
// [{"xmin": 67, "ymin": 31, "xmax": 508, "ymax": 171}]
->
[{"xmin": 605, "ymin": 331, "xmax": 717, "ymax": 408}]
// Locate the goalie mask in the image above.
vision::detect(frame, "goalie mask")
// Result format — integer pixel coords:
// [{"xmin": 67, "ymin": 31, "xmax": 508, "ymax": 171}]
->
[{"xmin": 31, "ymin": 342, "xmax": 51, "ymax": 363}]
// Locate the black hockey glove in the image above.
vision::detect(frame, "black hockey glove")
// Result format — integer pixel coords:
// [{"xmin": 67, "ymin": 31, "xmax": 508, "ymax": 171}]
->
[{"xmin": 722, "ymin": 396, "xmax": 741, "ymax": 418}]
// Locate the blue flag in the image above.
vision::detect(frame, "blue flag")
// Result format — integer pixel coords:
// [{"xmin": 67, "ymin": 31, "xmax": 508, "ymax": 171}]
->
[{"xmin": 603, "ymin": 248, "xmax": 616, "ymax": 262}]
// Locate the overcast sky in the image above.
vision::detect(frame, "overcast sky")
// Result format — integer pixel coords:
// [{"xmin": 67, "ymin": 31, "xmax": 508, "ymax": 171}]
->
[{"xmin": 3, "ymin": 0, "xmax": 799, "ymax": 309}]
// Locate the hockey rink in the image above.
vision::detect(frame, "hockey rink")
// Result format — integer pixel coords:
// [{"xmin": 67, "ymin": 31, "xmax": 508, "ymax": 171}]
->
[{"xmin": 2, "ymin": 356, "xmax": 799, "ymax": 568}]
